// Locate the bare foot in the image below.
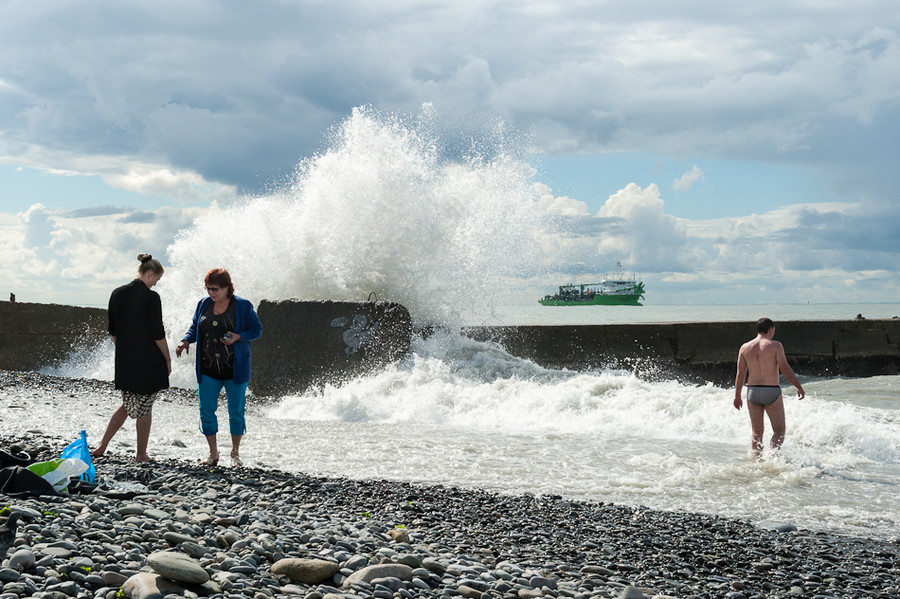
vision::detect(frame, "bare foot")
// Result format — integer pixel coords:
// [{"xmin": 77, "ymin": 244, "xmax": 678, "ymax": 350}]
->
[
  {"xmin": 135, "ymin": 454, "xmax": 152, "ymax": 463},
  {"xmin": 91, "ymin": 447, "xmax": 106, "ymax": 458}
]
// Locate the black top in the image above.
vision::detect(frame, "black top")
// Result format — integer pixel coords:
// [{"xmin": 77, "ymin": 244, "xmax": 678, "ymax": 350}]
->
[
  {"xmin": 108, "ymin": 279, "xmax": 169, "ymax": 395},
  {"xmin": 199, "ymin": 298, "xmax": 236, "ymax": 380}
]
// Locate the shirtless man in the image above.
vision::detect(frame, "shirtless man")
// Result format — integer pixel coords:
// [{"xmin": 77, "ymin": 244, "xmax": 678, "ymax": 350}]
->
[{"xmin": 734, "ymin": 318, "xmax": 805, "ymax": 455}]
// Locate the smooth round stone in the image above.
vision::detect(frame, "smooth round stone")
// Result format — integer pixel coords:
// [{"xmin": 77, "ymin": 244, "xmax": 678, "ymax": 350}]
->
[
  {"xmin": 456, "ymin": 585, "xmax": 483, "ymax": 599},
  {"xmin": 118, "ymin": 504, "xmax": 146, "ymax": 516},
  {"xmin": 619, "ymin": 587, "xmax": 648, "ymax": 599},
  {"xmin": 45, "ymin": 581, "xmax": 79, "ymax": 595},
  {"xmin": 342, "ymin": 564, "xmax": 414, "ymax": 588},
  {"xmin": 397, "ymin": 554, "xmax": 421, "ymax": 568},
  {"xmin": 180, "ymin": 542, "xmax": 207, "ymax": 559},
  {"xmin": 0, "ymin": 568, "xmax": 20, "ymax": 582},
  {"xmin": 530, "ymin": 575, "xmax": 557, "ymax": 590},
  {"xmin": 7, "ymin": 549, "xmax": 35, "ymax": 572},
  {"xmin": 459, "ymin": 578, "xmax": 490, "ymax": 591},
  {"xmin": 143, "ymin": 509, "xmax": 169, "ymax": 521},
  {"xmin": 39, "ymin": 547, "xmax": 73, "ymax": 558},
  {"xmin": 271, "ymin": 558, "xmax": 340, "ymax": 585},
  {"xmin": 345, "ymin": 555, "xmax": 368, "ymax": 571},
  {"xmin": 422, "ymin": 558, "xmax": 446, "ymax": 574},
  {"xmin": 70, "ymin": 556, "xmax": 95, "ymax": 570},
  {"xmin": 1, "ymin": 585, "xmax": 27, "ymax": 597},
  {"xmin": 123, "ymin": 572, "xmax": 186, "ymax": 599},
  {"xmin": 102, "ymin": 571, "xmax": 129, "ymax": 587},
  {"xmin": 147, "ymin": 552, "xmax": 210, "ymax": 584}
]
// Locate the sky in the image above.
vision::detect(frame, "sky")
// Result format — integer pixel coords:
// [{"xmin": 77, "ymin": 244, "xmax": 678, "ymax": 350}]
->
[{"xmin": 2, "ymin": 0, "xmax": 899, "ymax": 309}]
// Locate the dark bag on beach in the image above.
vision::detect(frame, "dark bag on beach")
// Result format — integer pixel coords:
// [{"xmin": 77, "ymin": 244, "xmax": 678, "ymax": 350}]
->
[
  {"xmin": 0, "ymin": 450, "xmax": 31, "ymax": 468},
  {"xmin": 0, "ymin": 466, "xmax": 57, "ymax": 496}
]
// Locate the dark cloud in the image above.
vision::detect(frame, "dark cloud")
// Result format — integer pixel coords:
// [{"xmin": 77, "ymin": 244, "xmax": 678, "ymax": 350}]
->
[
  {"xmin": 64, "ymin": 206, "xmax": 130, "ymax": 218},
  {"xmin": 118, "ymin": 211, "xmax": 158, "ymax": 224},
  {"xmin": 3, "ymin": 1, "xmax": 899, "ymax": 201}
]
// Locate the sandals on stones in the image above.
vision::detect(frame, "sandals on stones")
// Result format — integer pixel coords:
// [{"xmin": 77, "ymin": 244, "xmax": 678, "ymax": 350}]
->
[
  {"xmin": 230, "ymin": 454, "xmax": 242, "ymax": 468},
  {"xmin": 203, "ymin": 453, "xmax": 219, "ymax": 467}
]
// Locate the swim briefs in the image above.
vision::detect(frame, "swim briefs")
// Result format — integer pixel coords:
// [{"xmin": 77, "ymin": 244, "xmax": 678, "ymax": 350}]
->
[{"xmin": 746, "ymin": 385, "xmax": 782, "ymax": 407}]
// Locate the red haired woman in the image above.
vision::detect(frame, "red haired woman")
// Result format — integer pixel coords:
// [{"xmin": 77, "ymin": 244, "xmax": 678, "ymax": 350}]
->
[{"xmin": 175, "ymin": 268, "xmax": 262, "ymax": 467}]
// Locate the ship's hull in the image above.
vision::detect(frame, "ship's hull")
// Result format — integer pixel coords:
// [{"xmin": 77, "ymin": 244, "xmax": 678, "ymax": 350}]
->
[{"xmin": 539, "ymin": 294, "xmax": 643, "ymax": 306}]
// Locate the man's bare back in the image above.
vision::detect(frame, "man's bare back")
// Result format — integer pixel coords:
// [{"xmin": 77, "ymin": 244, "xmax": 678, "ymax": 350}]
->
[
  {"xmin": 734, "ymin": 318, "xmax": 805, "ymax": 454},
  {"xmin": 739, "ymin": 335, "xmax": 784, "ymax": 386}
]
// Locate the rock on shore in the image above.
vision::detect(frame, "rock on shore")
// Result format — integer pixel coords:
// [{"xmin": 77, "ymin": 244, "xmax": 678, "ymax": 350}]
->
[{"xmin": 1, "ymin": 375, "xmax": 899, "ymax": 599}]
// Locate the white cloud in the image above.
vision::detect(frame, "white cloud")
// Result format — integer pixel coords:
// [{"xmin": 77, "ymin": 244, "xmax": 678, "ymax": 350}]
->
[
  {"xmin": 0, "ymin": 147, "xmax": 237, "ymax": 205},
  {"xmin": 2, "ymin": 202, "xmax": 215, "ymax": 306},
  {"xmin": 531, "ymin": 181, "xmax": 900, "ymax": 303},
  {"xmin": 20, "ymin": 203, "xmax": 56, "ymax": 248},
  {"xmin": 594, "ymin": 183, "xmax": 704, "ymax": 272},
  {"xmin": 673, "ymin": 165, "xmax": 704, "ymax": 191},
  {"xmin": 534, "ymin": 182, "xmax": 589, "ymax": 216}
]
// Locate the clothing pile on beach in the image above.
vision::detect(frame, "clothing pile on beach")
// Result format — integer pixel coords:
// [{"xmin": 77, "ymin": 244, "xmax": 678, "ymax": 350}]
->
[{"xmin": 0, "ymin": 431, "xmax": 140, "ymax": 499}]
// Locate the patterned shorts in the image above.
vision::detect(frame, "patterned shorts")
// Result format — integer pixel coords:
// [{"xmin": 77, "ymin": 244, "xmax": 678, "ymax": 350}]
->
[{"xmin": 122, "ymin": 391, "xmax": 157, "ymax": 419}]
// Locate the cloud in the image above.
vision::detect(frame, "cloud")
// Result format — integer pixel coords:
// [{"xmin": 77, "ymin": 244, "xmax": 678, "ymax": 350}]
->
[
  {"xmin": 118, "ymin": 211, "xmax": 158, "ymax": 224},
  {"xmin": 20, "ymin": 203, "xmax": 56, "ymax": 248},
  {"xmin": 673, "ymin": 165, "xmax": 704, "ymax": 191},
  {"xmin": 64, "ymin": 206, "xmax": 130, "ymax": 218},
  {"xmin": 3, "ymin": 201, "xmax": 213, "ymax": 306},
  {"xmin": 534, "ymin": 182, "xmax": 589, "ymax": 216},
  {"xmin": 594, "ymin": 183, "xmax": 703, "ymax": 272},
  {"xmin": 2, "ymin": 1, "xmax": 899, "ymax": 205},
  {"xmin": 531, "ymin": 181, "xmax": 900, "ymax": 303}
]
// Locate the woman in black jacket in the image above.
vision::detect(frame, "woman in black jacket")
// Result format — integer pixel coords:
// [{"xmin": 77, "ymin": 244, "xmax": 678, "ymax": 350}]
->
[{"xmin": 92, "ymin": 253, "xmax": 171, "ymax": 462}]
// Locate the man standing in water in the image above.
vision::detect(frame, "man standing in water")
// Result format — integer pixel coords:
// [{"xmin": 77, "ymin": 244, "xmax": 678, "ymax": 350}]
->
[{"xmin": 734, "ymin": 318, "xmax": 805, "ymax": 455}]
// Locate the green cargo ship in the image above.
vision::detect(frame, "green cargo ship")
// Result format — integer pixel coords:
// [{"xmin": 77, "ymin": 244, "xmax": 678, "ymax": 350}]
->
[{"xmin": 540, "ymin": 263, "xmax": 645, "ymax": 306}]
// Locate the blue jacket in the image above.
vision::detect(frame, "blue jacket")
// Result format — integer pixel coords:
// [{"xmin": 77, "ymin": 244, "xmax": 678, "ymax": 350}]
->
[{"xmin": 182, "ymin": 295, "xmax": 262, "ymax": 384}]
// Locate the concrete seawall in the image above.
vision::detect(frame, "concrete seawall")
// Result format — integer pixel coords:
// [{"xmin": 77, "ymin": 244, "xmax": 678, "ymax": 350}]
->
[
  {"xmin": 2, "ymin": 300, "xmax": 898, "ymax": 391},
  {"xmin": 0, "ymin": 299, "xmax": 415, "ymax": 396},
  {"xmin": 0, "ymin": 301, "xmax": 108, "ymax": 372},
  {"xmin": 250, "ymin": 299, "xmax": 413, "ymax": 396},
  {"xmin": 463, "ymin": 319, "xmax": 900, "ymax": 385}
]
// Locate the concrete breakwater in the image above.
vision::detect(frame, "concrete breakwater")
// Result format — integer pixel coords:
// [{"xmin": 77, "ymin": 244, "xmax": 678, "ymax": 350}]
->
[
  {"xmin": 463, "ymin": 319, "xmax": 900, "ymax": 385},
  {"xmin": 0, "ymin": 299, "xmax": 415, "ymax": 396},
  {"xmin": 1, "ymin": 300, "xmax": 898, "ymax": 391},
  {"xmin": 0, "ymin": 300, "xmax": 108, "ymax": 373}
]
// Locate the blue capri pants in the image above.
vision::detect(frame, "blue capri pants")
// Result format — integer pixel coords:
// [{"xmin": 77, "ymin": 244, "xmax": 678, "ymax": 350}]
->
[{"xmin": 198, "ymin": 374, "xmax": 248, "ymax": 436}]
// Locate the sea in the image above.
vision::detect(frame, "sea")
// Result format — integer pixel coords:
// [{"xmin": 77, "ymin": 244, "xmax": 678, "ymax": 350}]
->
[{"xmin": 17, "ymin": 108, "xmax": 900, "ymax": 541}]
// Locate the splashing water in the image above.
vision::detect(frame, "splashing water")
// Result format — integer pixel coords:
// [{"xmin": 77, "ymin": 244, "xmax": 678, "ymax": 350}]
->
[
  {"xmin": 35, "ymin": 108, "xmax": 900, "ymax": 540},
  {"xmin": 162, "ymin": 106, "xmax": 551, "ymax": 332}
]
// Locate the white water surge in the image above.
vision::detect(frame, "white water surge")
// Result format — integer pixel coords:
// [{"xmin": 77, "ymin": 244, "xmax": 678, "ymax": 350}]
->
[{"xmin": 25, "ymin": 107, "xmax": 900, "ymax": 541}]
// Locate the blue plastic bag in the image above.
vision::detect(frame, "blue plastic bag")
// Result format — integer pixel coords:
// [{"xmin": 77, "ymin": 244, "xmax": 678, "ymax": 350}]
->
[{"xmin": 60, "ymin": 429, "xmax": 95, "ymax": 483}]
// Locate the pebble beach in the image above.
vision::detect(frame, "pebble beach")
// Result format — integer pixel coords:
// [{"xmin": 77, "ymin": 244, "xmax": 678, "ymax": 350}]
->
[{"xmin": 1, "ymin": 371, "xmax": 899, "ymax": 599}]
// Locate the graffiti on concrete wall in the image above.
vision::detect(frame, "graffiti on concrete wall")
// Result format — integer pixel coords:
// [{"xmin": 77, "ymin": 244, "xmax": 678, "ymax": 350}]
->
[{"xmin": 330, "ymin": 314, "xmax": 380, "ymax": 356}]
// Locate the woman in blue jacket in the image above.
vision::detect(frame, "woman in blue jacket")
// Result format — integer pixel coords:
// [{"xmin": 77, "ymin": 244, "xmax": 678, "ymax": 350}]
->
[{"xmin": 175, "ymin": 268, "xmax": 262, "ymax": 467}]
